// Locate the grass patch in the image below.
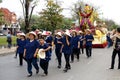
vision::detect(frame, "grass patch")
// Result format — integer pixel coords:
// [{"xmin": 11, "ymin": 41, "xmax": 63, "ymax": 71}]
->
[{"xmin": 0, "ymin": 36, "xmax": 17, "ymax": 46}]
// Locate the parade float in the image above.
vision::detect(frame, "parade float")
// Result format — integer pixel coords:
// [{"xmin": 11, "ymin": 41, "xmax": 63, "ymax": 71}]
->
[{"xmin": 78, "ymin": 4, "xmax": 108, "ymax": 48}]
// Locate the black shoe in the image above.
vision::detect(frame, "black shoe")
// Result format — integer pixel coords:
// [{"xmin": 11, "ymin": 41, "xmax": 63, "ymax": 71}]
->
[
  {"xmin": 68, "ymin": 67, "xmax": 71, "ymax": 70},
  {"xmin": 57, "ymin": 65, "xmax": 61, "ymax": 69},
  {"xmin": 42, "ymin": 72, "xmax": 48, "ymax": 76},
  {"xmin": 27, "ymin": 74, "xmax": 32, "ymax": 77},
  {"xmin": 41, "ymin": 73, "xmax": 47, "ymax": 77},
  {"xmin": 19, "ymin": 64, "xmax": 23, "ymax": 66},
  {"xmin": 109, "ymin": 68, "xmax": 114, "ymax": 69},
  {"xmin": 87, "ymin": 56, "xmax": 90, "ymax": 58},
  {"xmin": 14, "ymin": 56, "xmax": 17, "ymax": 58},
  {"xmin": 63, "ymin": 68, "xmax": 68, "ymax": 72},
  {"xmin": 36, "ymin": 69, "xmax": 39, "ymax": 74}
]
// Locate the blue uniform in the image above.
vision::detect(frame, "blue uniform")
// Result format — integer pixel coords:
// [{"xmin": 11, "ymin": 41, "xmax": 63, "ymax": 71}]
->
[
  {"xmin": 39, "ymin": 43, "xmax": 51, "ymax": 61},
  {"xmin": 71, "ymin": 36, "xmax": 80, "ymax": 62},
  {"xmin": 79, "ymin": 35, "xmax": 84, "ymax": 45},
  {"xmin": 54, "ymin": 37, "xmax": 63, "ymax": 67},
  {"xmin": 25, "ymin": 39, "xmax": 40, "ymax": 59},
  {"xmin": 25, "ymin": 39, "xmax": 39, "ymax": 75},
  {"xmin": 62, "ymin": 36, "xmax": 72, "ymax": 70},
  {"xmin": 54, "ymin": 37, "xmax": 63, "ymax": 52},
  {"xmin": 15, "ymin": 38, "xmax": 20, "ymax": 56},
  {"xmin": 39, "ymin": 43, "xmax": 51, "ymax": 75},
  {"xmin": 85, "ymin": 34, "xmax": 94, "ymax": 47},
  {"xmin": 79, "ymin": 35, "xmax": 85, "ymax": 54},
  {"xmin": 71, "ymin": 36, "xmax": 80, "ymax": 49},
  {"xmin": 17, "ymin": 39, "xmax": 27, "ymax": 66},
  {"xmin": 62, "ymin": 36, "xmax": 72, "ymax": 54},
  {"xmin": 46, "ymin": 35, "xmax": 53, "ymax": 55},
  {"xmin": 17, "ymin": 39, "xmax": 27, "ymax": 54},
  {"xmin": 85, "ymin": 34, "xmax": 94, "ymax": 58},
  {"xmin": 46, "ymin": 36, "xmax": 53, "ymax": 46}
]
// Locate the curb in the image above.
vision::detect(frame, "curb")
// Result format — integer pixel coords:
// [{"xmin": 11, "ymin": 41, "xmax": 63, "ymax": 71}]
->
[{"xmin": 0, "ymin": 51, "xmax": 15, "ymax": 57}]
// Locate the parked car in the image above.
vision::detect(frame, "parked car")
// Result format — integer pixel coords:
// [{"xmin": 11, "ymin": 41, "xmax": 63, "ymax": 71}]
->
[{"xmin": 0, "ymin": 33, "xmax": 6, "ymax": 36}]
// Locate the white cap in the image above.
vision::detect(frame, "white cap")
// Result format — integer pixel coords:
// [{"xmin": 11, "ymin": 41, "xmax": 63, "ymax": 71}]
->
[
  {"xmin": 17, "ymin": 33, "xmax": 21, "ymax": 36},
  {"xmin": 19, "ymin": 33, "xmax": 25, "ymax": 36},
  {"xmin": 56, "ymin": 32, "xmax": 62, "ymax": 36},
  {"xmin": 29, "ymin": 31, "xmax": 36, "ymax": 36},
  {"xmin": 42, "ymin": 31, "xmax": 48, "ymax": 36},
  {"xmin": 72, "ymin": 30, "xmax": 77, "ymax": 32},
  {"xmin": 65, "ymin": 30, "xmax": 71, "ymax": 37},
  {"xmin": 47, "ymin": 31, "xmax": 52, "ymax": 35},
  {"xmin": 79, "ymin": 31, "xmax": 83, "ymax": 33},
  {"xmin": 38, "ymin": 31, "xmax": 42, "ymax": 34}
]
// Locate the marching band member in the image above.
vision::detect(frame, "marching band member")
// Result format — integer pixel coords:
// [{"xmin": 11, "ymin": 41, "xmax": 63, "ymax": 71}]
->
[
  {"xmin": 14, "ymin": 33, "xmax": 21, "ymax": 58},
  {"xmin": 78, "ymin": 31, "xmax": 85, "ymax": 54},
  {"xmin": 17, "ymin": 33, "xmax": 27, "ymax": 66},
  {"xmin": 54, "ymin": 32, "xmax": 63, "ymax": 68},
  {"xmin": 71, "ymin": 30, "xmax": 80, "ymax": 62},
  {"xmin": 39, "ymin": 37, "xmax": 51, "ymax": 76},
  {"xmin": 62, "ymin": 30, "xmax": 72, "ymax": 72},
  {"xmin": 24, "ymin": 31, "xmax": 39, "ymax": 77},
  {"xmin": 45, "ymin": 31, "xmax": 53, "ymax": 57},
  {"xmin": 85, "ymin": 29, "xmax": 94, "ymax": 58},
  {"xmin": 37, "ymin": 31, "xmax": 42, "ymax": 39}
]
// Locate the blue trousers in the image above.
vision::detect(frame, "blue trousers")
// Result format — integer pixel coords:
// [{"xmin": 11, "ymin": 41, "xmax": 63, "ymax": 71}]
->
[
  {"xmin": 86, "ymin": 46, "xmax": 92, "ymax": 57},
  {"xmin": 26, "ymin": 58, "xmax": 39, "ymax": 74}
]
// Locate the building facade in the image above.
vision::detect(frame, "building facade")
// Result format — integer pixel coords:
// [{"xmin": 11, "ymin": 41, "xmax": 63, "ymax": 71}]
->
[{"xmin": 0, "ymin": 8, "xmax": 20, "ymax": 35}]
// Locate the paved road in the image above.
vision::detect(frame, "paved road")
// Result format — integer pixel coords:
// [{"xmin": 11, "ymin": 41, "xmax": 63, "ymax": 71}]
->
[{"xmin": 0, "ymin": 48, "xmax": 120, "ymax": 80}]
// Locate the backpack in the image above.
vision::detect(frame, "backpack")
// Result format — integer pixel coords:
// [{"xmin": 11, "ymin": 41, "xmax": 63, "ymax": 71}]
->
[{"xmin": 115, "ymin": 37, "xmax": 120, "ymax": 51}]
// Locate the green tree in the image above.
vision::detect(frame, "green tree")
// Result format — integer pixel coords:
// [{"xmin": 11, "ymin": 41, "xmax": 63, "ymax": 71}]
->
[
  {"xmin": 30, "ymin": 15, "xmax": 41, "ymax": 30},
  {"xmin": 105, "ymin": 19, "xmax": 119, "ymax": 30},
  {"xmin": 59, "ymin": 18, "xmax": 72, "ymax": 29},
  {"xmin": 0, "ymin": 10, "xmax": 5, "ymax": 25},
  {"xmin": 39, "ymin": 0, "xmax": 63, "ymax": 32},
  {"xmin": 0, "ymin": 0, "xmax": 2, "ymax": 3}
]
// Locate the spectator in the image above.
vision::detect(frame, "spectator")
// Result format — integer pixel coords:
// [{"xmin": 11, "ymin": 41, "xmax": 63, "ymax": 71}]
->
[
  {"xmin": 7, "ymin": 32, "xmax": 12, "ymax": 49},
  {"xmin": 106, "ymin": 32, "xmax": 113, "ymax": 48},
  {"xmin": 109, "ymin": 28, "xmax": 120, "ymax": 69}
]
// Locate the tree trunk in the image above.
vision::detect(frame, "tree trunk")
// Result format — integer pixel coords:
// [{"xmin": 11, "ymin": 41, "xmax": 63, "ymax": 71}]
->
[{"xmin": 25, "ymin": 0, "xmax": 30, "ymax": 33}]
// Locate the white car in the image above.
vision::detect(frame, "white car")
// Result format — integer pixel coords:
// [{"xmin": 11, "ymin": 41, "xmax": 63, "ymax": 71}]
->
[{"xmin": 0, "ymin": 33, "xmax": 5, "ymax": 36}]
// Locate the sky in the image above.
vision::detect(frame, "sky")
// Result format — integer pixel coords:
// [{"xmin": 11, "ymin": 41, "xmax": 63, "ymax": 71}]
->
[{"xmin": 0, "ymin": 0, "xmax": 120, "ymax": 24}]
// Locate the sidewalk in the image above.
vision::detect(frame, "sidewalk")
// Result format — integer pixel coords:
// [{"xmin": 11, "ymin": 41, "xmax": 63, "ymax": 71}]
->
[{"xmin": 0, "ymin": 47, "xmax": 16, "ymax": 56}]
